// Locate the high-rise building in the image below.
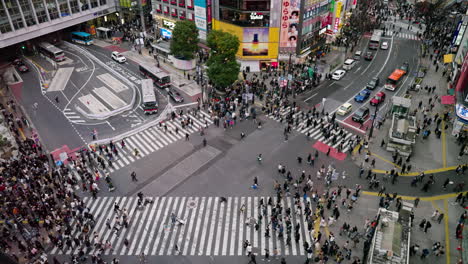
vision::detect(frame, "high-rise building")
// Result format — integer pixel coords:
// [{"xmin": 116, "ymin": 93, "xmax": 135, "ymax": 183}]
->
[{"xmin": 0, "ymin": 0, "xmax": 118, "ymax": 48}]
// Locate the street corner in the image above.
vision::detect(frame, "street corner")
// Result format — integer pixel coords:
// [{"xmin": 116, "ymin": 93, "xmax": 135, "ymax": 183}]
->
[
  {"xmin": 340, "ymin": 114, "xmax": 372, "ymax": 134},
  {"xmin": 50, "ymin": 145, "xmax": 80, "ymax": 165},
  {"xmin": 312, "ymin": 140, "xmax": 347, "ymax": 161}
]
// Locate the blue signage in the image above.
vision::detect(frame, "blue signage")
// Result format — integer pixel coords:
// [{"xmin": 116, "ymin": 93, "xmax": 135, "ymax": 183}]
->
[{"xmin": 160, "ymin": 28, "xmax": 172, "ymax": 39}]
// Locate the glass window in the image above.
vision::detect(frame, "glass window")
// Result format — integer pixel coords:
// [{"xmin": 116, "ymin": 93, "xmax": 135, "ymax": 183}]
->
[
  {"xmin": 220, "ymin": 0, "xmax": 269, "ymax": 11},
  {"xmin": 90, "ymin": 0, "xmax": 98, "ymax": 8},
  {"xmin": 4, "ymin": 0, "xmax": 25, "ymax": 29},
  {"xmin": 0, "ymin": 1, "xmax": 13, "ymax": 33},
  {"xmin": 17, "ymin": 0, "xmax": 37, "ymax": 26},
  {"xmin": 46, "ymin": 0, "xmax": 59, "ymax": 20},
  {"xmin": 100, "ymin": 0, "xmax": 106, "ymax": 5},
  {"xmin": 80, "ymin": 0, "xmax": 89, "ymax": 10},
  {"xmin": 69, "ymin": 0, "xmax": 79, "ymax": 13},
  {"xmin": 58, "ymin": 0, "xmax": 70, "ymax": 16},
  {"xmin": 32, "ymin": 0, "xmax": 48, "ymax": 23}
]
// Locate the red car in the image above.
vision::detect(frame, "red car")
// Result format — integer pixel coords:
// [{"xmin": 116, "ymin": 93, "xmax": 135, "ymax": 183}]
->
[{"xmin": 370, "ymin": 91, "xmax": 386, "ymax": 106}]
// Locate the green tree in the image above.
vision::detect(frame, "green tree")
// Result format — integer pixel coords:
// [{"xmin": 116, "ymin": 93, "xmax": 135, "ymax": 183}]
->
[
  {"xmin": 206, "ymin": 30, "xmax": 240, "ymax": 90},
  {"xmin": 170, "ymin": 20, "xmax": 199, "ymax": 60}
]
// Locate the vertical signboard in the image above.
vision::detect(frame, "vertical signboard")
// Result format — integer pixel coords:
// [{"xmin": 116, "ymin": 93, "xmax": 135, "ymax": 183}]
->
[
  {"xmin": 280, "ymin": 0, "xmax": 300, "ymax": 51},
  {"xmin": 333, "ymin": 0, "xmax": 342, "ymax": 33},
  {"xmin": 194, "ymin": 0, "xmax": 207, "ymax": 40}
]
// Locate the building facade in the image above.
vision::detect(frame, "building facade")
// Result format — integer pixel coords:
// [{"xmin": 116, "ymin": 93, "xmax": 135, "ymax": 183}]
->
[
  {"xmin": 452, "ymin": 15, "xmax": 468, "ymax": 136},
  {"xmin": 0, "ymin": 0, "xmax": 117, "ymax": 48}
]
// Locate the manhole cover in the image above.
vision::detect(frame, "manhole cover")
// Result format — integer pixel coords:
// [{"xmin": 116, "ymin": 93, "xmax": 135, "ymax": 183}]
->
[{"xmin": 187, "ymin": 198, "xmax": 198, "ymax": 209}]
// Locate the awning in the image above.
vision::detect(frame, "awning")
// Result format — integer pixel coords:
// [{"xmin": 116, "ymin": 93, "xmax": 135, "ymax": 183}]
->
[
  {"xmin": 96, "ymin": 27, "xmax": 111, "ymax": 32},
  {"xmin": 441, "ymin": 95, "xmax": 455, "ymax": 105}
]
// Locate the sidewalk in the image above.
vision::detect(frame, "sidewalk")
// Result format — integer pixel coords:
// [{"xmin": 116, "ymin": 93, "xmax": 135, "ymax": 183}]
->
[{"xmin": 352, "ymin": 52, "xmax": 466, "ymax": 174}]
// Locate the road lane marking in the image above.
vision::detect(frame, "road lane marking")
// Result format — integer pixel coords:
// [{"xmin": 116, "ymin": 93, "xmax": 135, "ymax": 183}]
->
[
  {"xmin": 106, "ymin": 121, "xmax": 115, "ymax": 130},
  {"xmin": 304, "ymin": 93, "xmax": 318, "ymax": 102}
]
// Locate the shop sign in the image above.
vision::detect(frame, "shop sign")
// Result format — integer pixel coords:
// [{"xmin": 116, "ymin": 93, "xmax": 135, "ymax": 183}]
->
[
  {"xmin": 334, "ymin": 17, "xmax": 340, "ymax": 32},
  {"xmin": 279, "ymin": 0, "xmax": 300, "ymax": 49},
  {"xmin": 456, "ymin": 103, "xmax": 468, "ymax": 121},
  {"xmin": 250, "ymin": 12, "xmax": 264, "ymax": 20},
  {"xmin": 163, "ymin": 19, "xmax": 175, "ymax": 29}
]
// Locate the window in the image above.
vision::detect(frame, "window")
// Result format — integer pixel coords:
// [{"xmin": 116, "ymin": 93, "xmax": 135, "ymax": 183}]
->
[
  {"xmin": 69, "ymin": 0, "xmax": 80, "ymax": 13},
  {"xmin": 58, "ymin": 0, "xmax": 70, "ymax": 16},
  {"xmin": 163, "ymin": 5, "xmax": 169, "ymax": 14},
  {"xmin": 4, "ymin": 0, "xmax": 25, "ymax": 29},
  {"xmin": 179, "ymin": 10, "xmax": 185, "ymax": 19},
  {"xmin": 171, "ymin": 8, "xmax": 177, "ymax": 17},
  {"xmin": 80, "ymin": 0, "xmax": 89, "ymax": 10},
  {"xmin": 178, "ymin": 0, "xmax": 184, "ymax": 7},
  {"xmin": 46, "ymin": 0, "xmax": 60, "ymax": 20},
  {"xmin": 100, "ymin": 0, "xmax": 106, "ymax": 5},
  {"xmin": 18, "ymin": 0, "xmax": 37, "ymax": 26},
  {"xmin": 186, "ymin": 0, "xmax": 193, "ymax": 8},
  {"xmin": 90, "ymin": 0, "xmax": 98, "ymax": 8},
  {"xmin": 0, "ymin": 1, "xmax": 13, "ymax": 33},
  {"xmin": 188, "ymin": 12, "xmax": 194, "ymax": 20},
  {"xmin": 220, "ymin": 0, "xmax": 270, "ymax": 11},
  {"xmin": 156, "ymin": 3, "xmax": 161, "ymax": 11}
]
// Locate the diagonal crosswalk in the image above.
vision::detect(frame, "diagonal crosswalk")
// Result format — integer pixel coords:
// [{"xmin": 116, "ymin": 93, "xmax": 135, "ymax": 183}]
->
[
  {"xmin": 49, "ymin": 196, "xmax": 320, "ymax": 256},
  {"xmin": 267, "ymin": 106, "xmax": 358, "ymax": 153},
  {"xmin": 89, "ymin": 110, "xmax": 213, "ymax": 173}
]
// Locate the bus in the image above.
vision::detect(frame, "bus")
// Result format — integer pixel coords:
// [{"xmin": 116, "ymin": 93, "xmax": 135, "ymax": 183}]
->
[
  {"xmin": 37, "ymin": 42, "xmax": 65, "ymax": 62},
  {"xmin": 384, "ymin": 69, "xmax": 406, "ymax": 91},
  {"xmin": 368, "ymin": 29, "xmax": 383, "ymax": 50},
  {"xmin": 71, "ymin": 32, "xmax": 93, "ymax": 45},
  {"xmin": 141, "ymin": 79, "xmax": 158, "ymax": 114},
  {"xmin": 139, "ymin": 63, "xmax": 171, "ymax": 88}
]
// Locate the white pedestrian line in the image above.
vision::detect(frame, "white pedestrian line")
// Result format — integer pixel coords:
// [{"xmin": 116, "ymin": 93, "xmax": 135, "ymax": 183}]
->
[{"xmin": 49, "ymin": 196, "xmax": 321, "ymax": 256}]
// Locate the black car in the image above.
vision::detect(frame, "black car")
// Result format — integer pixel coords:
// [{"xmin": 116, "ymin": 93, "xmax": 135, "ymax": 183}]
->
[
  {"xmin": 400, "ymin": 62, "xmax": 409, "ymax": 74},
  {"xmin": 352, "ymin": 107, "xmax": 370, "ymax": 123},
  {"xmin": 364, "ymin": 51, "xmax": 374, "ymax": 61},
  {"xmin": 366, "ymin": 77, "xmax": 380, "ymax": 90},
  {"xmin": 167, "ymin": 89, "xmax": 184, "ymax": 103}
]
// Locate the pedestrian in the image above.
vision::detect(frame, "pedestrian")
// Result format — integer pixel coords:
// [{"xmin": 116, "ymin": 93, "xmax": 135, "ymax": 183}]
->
[
  {"xmin": 424, "ymin": 221, "xmax": 432, "ymax": 233},
  {"xmin": 414, "ymin": 197, "xmax": 420, "ymax": 207},
  {"xmin": 437, "ymin": 213, "xmax": 444, "ymax": 224},
  {"xmin": 371, "ymin": 159, "xmax": 375, "ymax": 168},
  {"xmin": 326, "ymin": 148, "xmax": 331, "ymax": 156},
  {"xmin": 55, "ymin": 96, "xmax": 60, "ymax": 103},
  {"xmin": 264, "ymin": 248, "xmax": 269, "ymax": 261},
  {"xmin": 185, "ymin": 133, "xmax": 189, "ymax": 141},
  {"xmin": 248, "ymin": 254, "xmax": 257, "ymax": 264},
  {"xmin": 131, "ymin": 171, "xmax": 138, "ymax": 182}
]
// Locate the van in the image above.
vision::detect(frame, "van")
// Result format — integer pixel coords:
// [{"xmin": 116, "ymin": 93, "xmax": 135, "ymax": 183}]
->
[
  {"xmin": 354, "ymin": 51, "xmax": 362, "ymax": 60},
  {"xmin": 343, "ymin": 59, "xmax": 356, "ymax": 70}
]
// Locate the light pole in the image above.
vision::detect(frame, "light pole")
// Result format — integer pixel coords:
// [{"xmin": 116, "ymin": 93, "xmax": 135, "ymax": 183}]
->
[{"xmin": 369, "ymin": 103, "xmax": 379, "ymax": 138}]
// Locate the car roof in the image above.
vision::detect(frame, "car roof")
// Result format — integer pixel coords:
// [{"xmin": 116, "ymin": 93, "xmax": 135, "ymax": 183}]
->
[
  {"xmin": 376, "ymin": 91, "xmax": 385, "ymax": 95},
  {"xmin": 344, "ymin": 59, "xmax": 354, "ymax": 63},
  {"xmin": 112, "ymin": 51, "xmax": 120, "ymax": 55},
  {"xmin": 342, "ymin": 102, "xmax": 352, "ymax": 107},
  {"xmin": 335, "ymin": 70, "xmax": 345, "ymax": 73},
  {"xmin": 382, "ymin": 42, "xmax": 388, "ymax": 45}
]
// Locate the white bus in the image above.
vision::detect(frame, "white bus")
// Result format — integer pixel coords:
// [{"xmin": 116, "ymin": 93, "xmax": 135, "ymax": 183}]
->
[
  {"xmin": 37, "ymin": 42, "xmax": 65, "ymax": 62},
  {"xmin": 139, "ymin": 63, "xmax": 171, "ymax": 89},
  {"xmin": 141, "ymin": 79, "xmax": 158, "ymax": 114},
  {"xmin": 369, "ymin": 29, "xmax": 383, "ymax": 50}
]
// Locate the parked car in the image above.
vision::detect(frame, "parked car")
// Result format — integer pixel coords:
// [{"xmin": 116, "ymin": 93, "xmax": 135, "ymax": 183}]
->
[
  {"xmin": 13, "ymin": 59, "xmax": 29, "ymax": 73},
  {"xmin": 366, "ymin": 77, "xmax": 380, "ymax": 90},
  {"xmin": 343, "ymin": 59, "xmax": 357, "ymax": 70},
  {"xmin": 400, "ymin": 62, "xmax": 409, "ymax": 74},
  {"xmin": 364, "ymin": 51, "xmax": 374, "ymax": 61},
  {"xmin": 337, "ymin": 103, "xmax": 353, "ymax": 116},
  {"xmin": 167, "ymin": 88, "xmax": 184, "ymax": 103},
  {"xmin": 370, "ymin": 91, "xmax": 386, "ymax": 106},
  {"xmin": 354, "ymin": 89, "xmax": 371, "ymax": 103},
  {"xmin": 381, "ymin": 42, "xmax": 389, "ymax": 50},
  {"xmin": 332, "ymin": 70, "xmax": 346, "ymax": 80},
  {"xmin": 111, "ymin": 51, "xmax": 126, "ymax": 63},
  {"xmin": 352, "ymin": 107, "xmax": 370, "ymax": 123}
]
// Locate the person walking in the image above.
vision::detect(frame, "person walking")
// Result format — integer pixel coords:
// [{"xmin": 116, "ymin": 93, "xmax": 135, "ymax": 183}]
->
[
  {"xmin": 248, "ymin": 254, "xmax": 257, "ymax": 264},
  {"xmin": 263, "ymin": 248, "xmax": 270, "ymax": 261},
  {"xmin": 131, "ymin": 171, "xmax": 138, "ymax": 182},
  {"xmin": 414, "ymin": 197, "xmax": 420, "ymax": 207}
]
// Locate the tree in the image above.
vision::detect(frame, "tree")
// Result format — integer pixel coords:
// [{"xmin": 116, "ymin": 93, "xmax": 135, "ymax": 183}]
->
[
  {"xmin": 206, "ymin": 30, "xmax": 240, "ymax": 90},
  {"xmin": 170, "ymin": 21, "xmax": 199, "ymax": 60}
]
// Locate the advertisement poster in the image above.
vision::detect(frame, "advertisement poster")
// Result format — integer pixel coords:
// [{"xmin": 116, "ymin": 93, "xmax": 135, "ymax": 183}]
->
[
  {"xmin": 280, "ymin": 0, "xmax": 300, "ymax": 49},
  {"xmin": 242, "ymin": 28, "xmax": 269, "ymax": 56},
  {"xmin": 194, "ymin": 0, "xmax": 207, "ymax": 40}
]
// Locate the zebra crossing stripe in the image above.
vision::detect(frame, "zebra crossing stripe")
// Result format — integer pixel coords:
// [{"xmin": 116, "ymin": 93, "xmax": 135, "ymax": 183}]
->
[
  {"xmin": 143, "ymin": 197, "xmax": 166, "ymax": 255},
  {"xmin": 190, "ymin": 196, "xmax": 206, "ymax": 255},
  {"xmin": 280, "ymin": 198, "xmax": 289, "ymax": 255},
  {"xmin": 205, "ymin": 197, "xmax": 219, "ymax": 255},
  {"xmin": 213, "ymin": 198, "xmax": 225, "ymax": 255},
  {"xmin": 134, "ymin": 197, "xmax": 159, "ymax": 255},
  {"xmin": 131, "ymin": 134, "xmax": 152, "ymax": 155},
  {"xmin": 151, "ymin": 197, "xmax": 174, "ymax": 255}
]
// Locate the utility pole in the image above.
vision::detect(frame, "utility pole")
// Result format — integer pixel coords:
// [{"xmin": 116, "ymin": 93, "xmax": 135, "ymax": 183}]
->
[{"xmin": 138, "ymin": 0, "xmax": 146, "ymax": 33}]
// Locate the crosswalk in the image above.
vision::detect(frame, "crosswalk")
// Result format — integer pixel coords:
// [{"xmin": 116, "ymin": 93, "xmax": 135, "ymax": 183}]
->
[
  {"xmin": 63, "ymin": 108, "xmax": 85, "ymax": 123},
  {"xmin": 267, "ymin": 106, "xmax": 357, "ymax": 153},
  {"xmin": 92, "ymin": 110, "xmax": 213, "ymax": 173},
  {"xmin": 50, "ymin": 196, "xmax": 318, "ymax": 256},
  {"xmin": 386, "ymin": 31, "xmax": 420, "ymax": 40}
]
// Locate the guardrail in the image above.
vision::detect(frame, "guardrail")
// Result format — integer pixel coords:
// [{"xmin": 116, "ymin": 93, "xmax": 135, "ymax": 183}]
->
[
  {"xmin": 63, "ymin": 42, "xmax": 137, "ymax": 120},
  {"xmin": 88, "ymin": 103, "xmax": 173, "ymax": 146}
]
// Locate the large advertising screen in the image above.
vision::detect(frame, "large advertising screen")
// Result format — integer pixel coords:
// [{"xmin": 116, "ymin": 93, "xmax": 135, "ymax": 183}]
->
[
  {"xmin": 194, "ymin": 0, "xmax": 207, "ymax": 40},
  {"xmin": 279, "ymin": 0, "xmax": 300, "ymax": 49},
  {"xmin": 242, "ymin": 28, "xmax": 269, "ymax": 56}
]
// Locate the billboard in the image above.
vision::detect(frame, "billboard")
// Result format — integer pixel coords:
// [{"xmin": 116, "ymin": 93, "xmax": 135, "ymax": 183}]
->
[
  {"xmin": 194, "ymin": 0, "xmax": 207, "ymax": 40},
  {"xmin": 212, "ymin": 19, "xmax": 279, "ymax": 59},
  {"xmin": 242, "ymin": 28, "xmax": 269, "ymax": 56},
  {"xmin": 279, "ymin": 0, "xmax": 300, "ymax": 49}
]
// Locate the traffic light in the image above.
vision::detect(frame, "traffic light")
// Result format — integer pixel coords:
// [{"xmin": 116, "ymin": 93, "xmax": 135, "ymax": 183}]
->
[{"xmin": 21, "ymin": 45, "xmax": 26, "ymax": 50}]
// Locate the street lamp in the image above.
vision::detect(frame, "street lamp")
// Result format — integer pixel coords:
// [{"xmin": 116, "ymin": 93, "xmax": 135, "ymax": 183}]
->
[{"xmin": 368, "ymin": 103, "xmax": 379, "ymax": 138}]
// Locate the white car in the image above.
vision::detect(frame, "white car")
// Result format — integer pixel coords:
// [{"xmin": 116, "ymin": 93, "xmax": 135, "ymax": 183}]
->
[
  {"xmin": 337, "ymin": 102, "xmax": 352, "ymax": 116},
  {"xmin": 111, "ymin": 51, "xmax": 126, "ymax": 63},
  {"xmin": 381, "ymin": 42, "xmax": 388, "ymax": 50},
  {"xmin": 331, "ymin": 70, "xmax": 346, "ymax": 80}
]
